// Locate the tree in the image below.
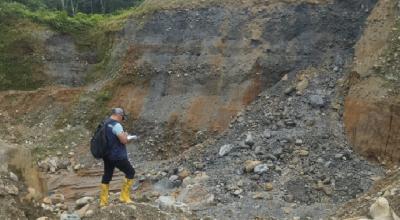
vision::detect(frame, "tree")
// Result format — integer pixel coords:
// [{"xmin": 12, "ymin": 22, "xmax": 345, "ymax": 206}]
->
[{"xmin": 7, "ymin": 0, "xmax": 143, "ymax": 14}]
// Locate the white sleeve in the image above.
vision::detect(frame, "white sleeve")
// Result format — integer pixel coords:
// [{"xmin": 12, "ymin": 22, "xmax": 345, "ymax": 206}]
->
[{"xmin": 112, "ymin": 123, "xmax": 124, "ymax": 135}]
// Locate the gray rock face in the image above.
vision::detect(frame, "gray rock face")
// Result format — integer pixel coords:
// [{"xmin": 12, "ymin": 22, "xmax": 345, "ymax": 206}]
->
[
  {"xmin": 219, "ymin": 144, "xmax": 233, "ymax": 157},
  {"xmin": 44, "ymin": 34, "xmax": 94, "ymax": 86}
]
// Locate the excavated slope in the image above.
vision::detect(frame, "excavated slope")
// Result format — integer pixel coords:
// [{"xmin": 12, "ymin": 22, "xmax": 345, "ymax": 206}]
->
[{"xmin": 106, "ymin": 0, "xmax": 379, "ymax": 161}]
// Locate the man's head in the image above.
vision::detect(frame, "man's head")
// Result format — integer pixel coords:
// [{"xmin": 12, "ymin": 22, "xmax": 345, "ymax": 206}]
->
[{"xmin": 111, "ymin": 108, "xmax": 128, "ymax": 122}]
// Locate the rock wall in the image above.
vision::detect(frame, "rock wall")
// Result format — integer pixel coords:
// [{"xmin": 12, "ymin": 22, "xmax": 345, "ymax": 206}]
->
[{"xmin": 107, "ymin": 0, "xmax": 377, "ymax": 159}]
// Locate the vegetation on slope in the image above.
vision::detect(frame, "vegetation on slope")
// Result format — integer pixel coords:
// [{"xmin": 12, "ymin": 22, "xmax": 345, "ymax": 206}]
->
[{"xmin": 0, "ymin": 1, "xmax": 136, "ymax": 90}]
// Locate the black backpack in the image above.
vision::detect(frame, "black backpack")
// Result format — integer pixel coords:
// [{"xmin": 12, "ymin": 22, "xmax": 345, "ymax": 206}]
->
[{"xmin": 90, "ymin": 119, "xmax": 111, "ymax": 159}]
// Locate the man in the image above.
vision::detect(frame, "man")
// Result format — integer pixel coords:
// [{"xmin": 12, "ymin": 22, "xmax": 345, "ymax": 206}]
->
[{"xmin": 100, "ymin": 107, "xmax": 135, "ymax": 207}]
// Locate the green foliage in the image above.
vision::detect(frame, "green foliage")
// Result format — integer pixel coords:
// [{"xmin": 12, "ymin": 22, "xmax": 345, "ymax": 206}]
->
[
  {"xmin": 5, "ymin": 0, "xmax": 45, "ymax": 10},
  {"xmin": 0, "ymin": 3, "xmax": 47, "ymax": 90},
  {"xmin": 5, "ymin": 0, "xmax": 144, "ymax": 15},
  {"xmin": 1, "ymin": 2, "xmax": 100, "ymax": 34},
  {"xmin": 0, "ymin": 0, "xmax": 147, "ymax": 90}
]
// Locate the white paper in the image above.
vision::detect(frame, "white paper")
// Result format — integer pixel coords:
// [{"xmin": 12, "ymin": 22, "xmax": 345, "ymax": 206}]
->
[{"xmin": 127, "ymin": 135, "xmax": 138, "ymax": 140}]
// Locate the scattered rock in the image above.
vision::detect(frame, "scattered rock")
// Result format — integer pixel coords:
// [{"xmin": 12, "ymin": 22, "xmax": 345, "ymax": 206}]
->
[
  {"xmin": 76, "ymin": 204, "xmax": 90, "ymax": 218},
  {"xmin": 252, "ymin": 192, "xmax": 265, "ymax": 199},
  {"xmin": 60, "ymin": 213, "xmax": 80, "ymax": 220},
  {"xmin": 254, "ymin": 164, "xmax": 269, "ymax": 174},
  {"xmin": 24, "ymin": 187, "xmax": 40, "ymax": 201},
  {"xmin": 309, "ymin": 95, "xmax": 325, "ymax": 108},
  {"xmin": 284, "ymin": 86, "xmax": 295, "ymax": 95},
  {"xmin": 254, "ymin": 146, "xmax": 263, "ymax": 155},
  {"xmin": 50, "ymin": 193, "xmax": 65, "ymax": 204},
  {"xmin": 322, "ymin": 186, "xmax": 333, "ymax": 196},
  {"xmin": 157, "ymin": 196, "xmax": 176, "ymax": 211},
  {"xmin": 369, "ymin": 197, "xmax": 400, "ymax": 220},
  {"xmin": 0, "ymin": 182, "xmax": 19, "ymax": 195},
  {"xmin": 9, "ymin": 172, "xmax": 18, "ymax": 182},
  {"xmin": 85, "ymin": 210, "xmax": 94, "ymax": 217},
  {"xmin": 295, "ymin": 139, "xmax": 303, "ymax": 146},
  {"xmin": 194, "ymin": 162, "xmax": 205, "ymax": 170},
  {"xmin": 245, "ymin": 133, "xmax": 255, "ymax": 147},
  {"xmin": 178, "ymin": 169, "xmax": 191, "ymax": 180},
  {"xmin": 244, "ymin": 160, "xmax": 262, "ymax": 173},
  {"xmin": 75, "ymin": 196, "xmax": 94, "ymax": 208},
  {"xmin": 298, "ymin": 150, "xmax": 309, "ymax": 156},
  {"xmin": 74, "ymin": 164, "xmax": 81, "ymax": 171},
  {"xmin": 43, "ymin": 196, "xmax": 52, "ymax": 204},
  {"xmin": 233, "ymin": 188, "xmax": 243, "ymax": 196},
  {"xmin": 284, "ymin": 119, "xmax": 296, "ymax": 127},
  {"xmin": 219, "ymin": 144, "xmax": 233, "ymax": 157},
  {"xmin": 271, "ymin": 146, "xmax": 283, "ymax": 157},
  {"xmin": 263, "ymin": 130, "xmax": 272, "ymax": 139},
  {"xmin": 177, "ymin": 184, "xmax": 214, "ymax": 208},
  {"xmin": 169, "ymin": 175, "xmax": 179, "ymax": 182},
  {"xmin": 335, "ymin": 153, "xmax": 344, "ymax": 159},
  {"xmin": 296, "ymin": 78, "xmax": 309, "ymax": 94},
  {"xmin": 264, "ymin": 183, "xmax": 273, "ymax": 191}
]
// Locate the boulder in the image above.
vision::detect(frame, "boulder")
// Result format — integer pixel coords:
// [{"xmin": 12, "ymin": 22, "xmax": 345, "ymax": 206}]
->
[{"xmin": 369, "ymin": 197, "xmax": 400, "ymax": 220}]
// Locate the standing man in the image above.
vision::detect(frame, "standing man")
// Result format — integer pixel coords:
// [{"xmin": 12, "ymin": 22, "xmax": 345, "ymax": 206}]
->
[{"xmin": 100, "ymin": 107, "xmax": 135, "ymax": 207}]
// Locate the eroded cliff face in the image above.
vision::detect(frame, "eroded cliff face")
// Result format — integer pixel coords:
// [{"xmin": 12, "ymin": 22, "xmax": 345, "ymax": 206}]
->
[
  {"xmin": 107, "ymin": 0, "xmax": 377, "ymax": 159},
  {"xmin": 344, "ymin": 0, "xmax": 400, "ymax": 165}
]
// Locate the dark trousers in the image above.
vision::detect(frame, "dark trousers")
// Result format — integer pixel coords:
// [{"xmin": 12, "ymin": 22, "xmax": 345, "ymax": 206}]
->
[{"xmin": 101, "ymin": 158, "xmax": 135, "ymax": 184}]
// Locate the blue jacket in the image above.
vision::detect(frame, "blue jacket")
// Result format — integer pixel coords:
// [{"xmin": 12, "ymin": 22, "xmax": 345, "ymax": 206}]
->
[{"xmin": 105, "ymin": 119, "xmax": 128, "ymax": 161}]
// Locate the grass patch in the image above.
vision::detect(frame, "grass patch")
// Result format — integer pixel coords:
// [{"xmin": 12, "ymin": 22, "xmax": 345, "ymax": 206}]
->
[
  {"xmin": 0, "ymin": 2, "xmax": 134, "ymax": 88},
  {"xmin": 0, "ymin": 10, "xmax": 48, "ymax": 90}
]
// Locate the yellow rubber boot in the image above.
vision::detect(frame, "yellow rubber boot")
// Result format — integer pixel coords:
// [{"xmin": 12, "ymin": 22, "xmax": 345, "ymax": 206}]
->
[
  {"xmin": 119, "ymin": 178, "xmax": 134, "ymax": 204},
  {"xmin": 100, "ymin": 183, "xmax": 109, "ymax": 207}
]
